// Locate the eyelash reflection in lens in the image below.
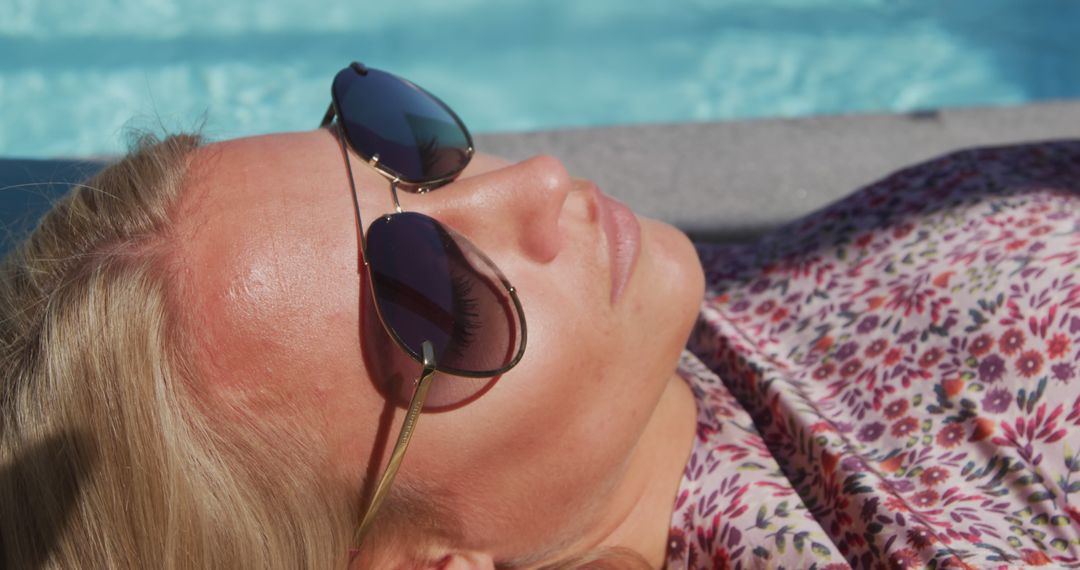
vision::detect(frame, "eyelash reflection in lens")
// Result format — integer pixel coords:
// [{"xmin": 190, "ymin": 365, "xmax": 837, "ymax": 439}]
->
[
  {"xmin": 418, "ymin": 135, "xmax": 441, "ymax": 177},
  {"xmin": 449, "ymin": 272, "xmax": 480, "ymax": 356}
]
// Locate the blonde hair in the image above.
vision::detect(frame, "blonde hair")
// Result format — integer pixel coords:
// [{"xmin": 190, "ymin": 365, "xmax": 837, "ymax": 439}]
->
[
  {"xmin": 0, "ymin": 134, "xmax": 357, "ymax": 569},
  {"xmin": 0, "ymin": 134, "xmax": 652, "ymax": 570}
]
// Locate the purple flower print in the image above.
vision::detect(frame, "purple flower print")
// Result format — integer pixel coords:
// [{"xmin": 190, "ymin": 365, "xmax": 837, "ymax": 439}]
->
[
  {"xmin": 889, "ymin": 478, "xmax": 915, "ymax": 493},
  {"xmin": 750, "ymin": 278, "xmax": 771, "ymax": 294},
  {"xmin": 836, "ymin": 341, "xmax": 859, "ymax": 361},
  {"xmin": 842, "ymin": 456, "xmax": 868, "ymax": 473},
  {"xmin": 857, "ymin": 315, "xmax": 880, "ymax": 334},
  {"xmin": 730, "ymin": 299, "xmax": 751, "ymax": 313},
  {"xmin": 981, "ymin": 388, "xmax": 1013, "ymax": 413},
  {"xmin": 978, "ymin": 354, "xmax": 1006, "ymax": 384},
  {"xmin": 1052, "ymin": 362, "xmax": 1075, "ymax": 383},
  {"xmin": 858, "ymin": 422, "xmax": 885, "ymax": 442}
]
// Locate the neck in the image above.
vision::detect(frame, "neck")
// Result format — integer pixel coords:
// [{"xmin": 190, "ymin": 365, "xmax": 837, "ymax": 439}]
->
[{"xmin": 589, "ymin": 372, "xmax": 697, "ymax": 567}]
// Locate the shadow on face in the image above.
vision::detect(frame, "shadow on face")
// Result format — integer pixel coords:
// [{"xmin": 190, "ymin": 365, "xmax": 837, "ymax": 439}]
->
[{"xmin": 359, "ymin": 278, "xmax": 502, "ymax": 414}]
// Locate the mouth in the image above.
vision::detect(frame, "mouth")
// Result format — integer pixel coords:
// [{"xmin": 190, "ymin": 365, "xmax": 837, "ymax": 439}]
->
[{"xmin": 587, "ymin": 182, "xmax": 641, "ymax": 305}]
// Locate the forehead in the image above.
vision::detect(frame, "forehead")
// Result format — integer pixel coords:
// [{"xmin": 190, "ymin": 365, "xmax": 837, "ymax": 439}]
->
[{"xmin": 174, "ymin": 131, "xmax": 366, "ymax": 407}]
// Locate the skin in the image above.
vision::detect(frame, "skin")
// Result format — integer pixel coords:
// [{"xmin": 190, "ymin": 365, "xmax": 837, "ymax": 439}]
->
[{"xmin": 174, "ymin": 129, "xmax": 705, "ymax": 568}]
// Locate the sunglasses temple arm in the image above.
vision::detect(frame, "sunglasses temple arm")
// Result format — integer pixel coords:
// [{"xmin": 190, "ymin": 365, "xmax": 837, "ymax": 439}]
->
[
  {"xmin": 355, "ymin": 341, "xmax": 437, "ymax": 544},
  {"xmin": 320, "ymin": 102, "xmax": 336, "ymax": 128},
  {"xmin": 330, "ymin": 115, "xmax": 371, "ymax": 257}
]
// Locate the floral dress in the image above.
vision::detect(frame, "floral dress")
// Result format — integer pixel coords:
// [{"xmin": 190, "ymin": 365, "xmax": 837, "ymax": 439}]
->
[{"xmin": 667, "ymin": 141, "xmax": 1080, "ymax": 569}]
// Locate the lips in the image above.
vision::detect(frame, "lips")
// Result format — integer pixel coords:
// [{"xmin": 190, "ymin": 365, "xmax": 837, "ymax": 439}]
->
[{"xmin": 595, "ymin": 188, "xmax": 641, "ymax": 304}]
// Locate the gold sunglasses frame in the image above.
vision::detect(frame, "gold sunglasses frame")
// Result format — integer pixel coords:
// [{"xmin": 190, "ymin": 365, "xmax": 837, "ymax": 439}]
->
[{"xmin": 320, "ymin": 62, "xmax": 528, "ymax": 546}]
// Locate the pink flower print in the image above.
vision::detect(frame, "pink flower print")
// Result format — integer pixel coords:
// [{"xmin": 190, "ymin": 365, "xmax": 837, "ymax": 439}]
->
[
  {"xmin": 1016, "ymin": 350, "xmax": 1044, "ymax": 378},
  {"xmin": 1030, "ymin": 224, "xmax": 1053, "ymax": 236},
  {"xmin": 999, "ymin": 328, "xmax": 1024, "ymax": 356},
  {"xmin": 968, "ymin": 333, "xmax": 993, "ymax": 357},
  {"xmin": 891, "ymin": 417, "xmax": 919, "ymax": 437},
  {"xmin": 919, "ymin": 466, "xmax": 948, "ymax": 487},
  {"xmin": 1021, "ymin": 549, "xmax": 1052, "ymax": 566},
  {"xmin": 813, "ymin": 362, "xmax": 836, "ymax": 380},
  {"xmin": 840, "ymin": 358, "xmax": 862, "ymax": 378},
  {"xmin": 865, "ymin": 338, "xmax": 888, "ymax": 358},
  {"xmin": 883, "ymin": 398, "xmax": 909, "ymax": 420},
  {"xmin": 754, "ymin": 299, "xmax": 776, "ymax": 315},
  {"xmin": 936, "ymin": 424, "xmax": 965, "ymax": 448},
  {"xmin": 884, "ymin": 496, "xmax": 910, "ymax": 513},
  {"xmin": 884, "ymin": 347, "xmax": 903, "ymax": 366},
  {"xmin": 918, "ymin": 347, "xmax": 943, "ymax": 368},
  {"xmin": 906, "ymin": 526, "xmax": 938, "ymax": 549},
  {"xmin": 911, "ymin": 489, "xmax": 940, "ymax": 508},
  {"xmin": 893, "ymin": 222, "xmax": 915, "ymax": 239},
  {"xmin": 1046, "ymin": 333, "xmax": 1070, "ymax": 359},
  {"xmin": 1005, "ymin": 238, "xmax": 1029, "ymax": 251},
  {"xmin": 667, "ymin": 527, "xmax": 687, "ymax": 560},
  {"xmin": 888, "ymin": 547, "xmax": 922, "ymax": 569}
]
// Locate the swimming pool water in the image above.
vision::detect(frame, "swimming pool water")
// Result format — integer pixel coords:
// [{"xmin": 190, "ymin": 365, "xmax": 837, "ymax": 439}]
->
[{"xmin": 3, "ymin": 0, "xmax": 1079, "ymax": 158}]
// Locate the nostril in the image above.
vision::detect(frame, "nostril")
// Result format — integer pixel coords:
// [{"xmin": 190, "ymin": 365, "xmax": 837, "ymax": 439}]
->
[{"xmin": 577, "ymin": 179, "xmax": 602, "ymax": 223}]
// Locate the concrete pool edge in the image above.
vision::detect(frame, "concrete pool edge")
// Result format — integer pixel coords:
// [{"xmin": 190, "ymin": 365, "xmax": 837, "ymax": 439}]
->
[
  {"xmin": 475, "ymin": 99, "xmax": 1080, "ymax": 242},
  {"xmin": 4, "ymin": 99, "xmax": 1080, "ymax": 250}
]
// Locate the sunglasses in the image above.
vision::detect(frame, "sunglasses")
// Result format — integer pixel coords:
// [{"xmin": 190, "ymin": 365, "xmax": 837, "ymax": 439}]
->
[{"xmin": 319, "ymin": 62, "xmax": 527, "ymax": 545}]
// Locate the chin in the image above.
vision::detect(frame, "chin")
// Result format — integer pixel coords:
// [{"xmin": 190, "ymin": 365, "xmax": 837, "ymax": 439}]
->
[{"xmin": 636, "ymin": 217, "xmax": 705, "ymax": 350}]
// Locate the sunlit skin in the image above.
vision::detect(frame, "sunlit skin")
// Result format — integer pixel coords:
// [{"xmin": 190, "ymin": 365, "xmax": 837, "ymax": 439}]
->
[{"xmin": 174, "ymin": 129, "xmax": 705, "ymax": 568}]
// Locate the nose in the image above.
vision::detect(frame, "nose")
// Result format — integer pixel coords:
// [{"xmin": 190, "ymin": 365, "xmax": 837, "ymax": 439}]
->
[{"xmin": 401, "ymin": 154, "xmax": 572, "ymax": 264}]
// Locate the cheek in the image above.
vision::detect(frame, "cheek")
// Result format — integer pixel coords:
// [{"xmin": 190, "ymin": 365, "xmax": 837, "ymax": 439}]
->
[
  {"xmin": 401, "ymin": 226, "xmax": 698, "ymax": 522},
  {"xmin": 459, "ymin": 272, "xmax": 651, "ymax": 471}
]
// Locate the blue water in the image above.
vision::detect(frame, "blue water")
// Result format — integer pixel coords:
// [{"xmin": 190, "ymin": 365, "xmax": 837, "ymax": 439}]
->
[{"xmin": 2, "ymin": 0, "xmax": 1079, "ymax": 158}]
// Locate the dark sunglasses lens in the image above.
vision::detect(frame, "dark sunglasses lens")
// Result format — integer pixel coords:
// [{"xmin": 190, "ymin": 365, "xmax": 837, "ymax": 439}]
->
[
  {"xmin": 365, "ymin": 212, "xmax": 523, "ymax": 375},
  {"xmin": 333, "ymin": 67, "xmax": 471, "ymax": 183}
]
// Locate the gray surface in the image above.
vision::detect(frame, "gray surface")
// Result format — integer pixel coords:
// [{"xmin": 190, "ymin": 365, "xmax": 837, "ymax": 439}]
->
[
  {"xmin": 3, "ymin": 100, "xmax": 1080, "ymax": 257},
  {"xmin": 477, "ymin": 99, "xmax": 1080, "ymax": 242}
]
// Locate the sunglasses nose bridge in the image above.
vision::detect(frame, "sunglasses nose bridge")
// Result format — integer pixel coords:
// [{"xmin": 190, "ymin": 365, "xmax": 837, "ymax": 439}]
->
[
  {"xmin": 387, "ymin": 177, "xmax": 405, "ymax": 214},
  {"xmin": 407, "ymin": 155, "xmax": 571, "ymax": 265}
]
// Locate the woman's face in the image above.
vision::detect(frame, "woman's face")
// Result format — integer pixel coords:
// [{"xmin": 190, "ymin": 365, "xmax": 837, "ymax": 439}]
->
[{"xmin": 176, "ymin": 129, "xmax": 704, "ymax": 560}]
